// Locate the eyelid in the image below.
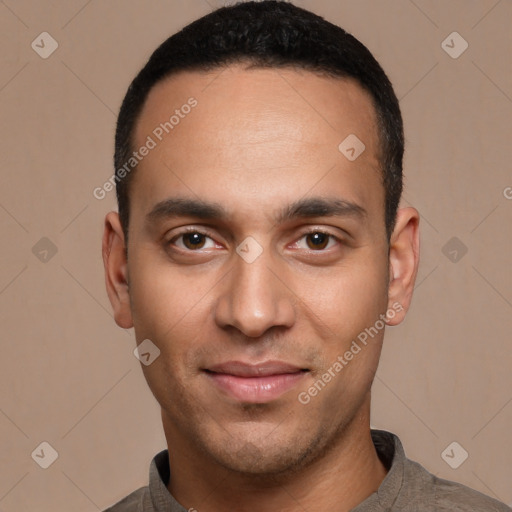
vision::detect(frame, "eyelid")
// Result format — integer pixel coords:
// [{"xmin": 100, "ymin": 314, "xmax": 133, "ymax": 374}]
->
[
  {"xmin": 296, "ymin": 226, "xmax": 341, "ymax": 237},
  {"xmin": 169, "ymin": 225, "xmax": 215, "ymax": 236},
  {"xmin": 295, "ymin": 224, "xmax": 347, "ymax": 240}
]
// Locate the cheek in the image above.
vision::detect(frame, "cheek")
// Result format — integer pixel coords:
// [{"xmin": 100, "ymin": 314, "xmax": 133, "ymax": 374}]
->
[
  {"xmin": 295, "ymin": 251, "xmax": 388, "ymax": 405},
  {"xmin": 127, "ymin": 255, "xmax": 217, "ymax": 394},
  {"xmin": 128, "ymin": 247, "xmax": 211, "ymax": 338},
  {"xmin": 133, "ymin": 286, "xmax": 214, "ymax": 417},
  {"xmin": 297, "ymin": 265, "xmax": 387, "ymax": 416},
  {"xmin": 299, "ymin": 255, "xmax": 389, "ymax": 340}
]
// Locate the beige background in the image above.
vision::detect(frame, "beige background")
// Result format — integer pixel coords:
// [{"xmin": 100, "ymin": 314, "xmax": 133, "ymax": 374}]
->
[{"xmin": 0, "ymin": 0, "xmax": 511, "ymax": 510}]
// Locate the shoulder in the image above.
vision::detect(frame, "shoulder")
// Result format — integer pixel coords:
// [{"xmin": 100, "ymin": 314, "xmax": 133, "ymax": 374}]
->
[
  {"xmin": 431, "ymin": 473, "xmax": 511, "ymax": 511},
  {"xmin": 102, "ymin": 486, "xmax": 148, "ymax": 512},
  {"xmin": 402, "ymin": 458, "xmax": 511, "ymax": 511}
]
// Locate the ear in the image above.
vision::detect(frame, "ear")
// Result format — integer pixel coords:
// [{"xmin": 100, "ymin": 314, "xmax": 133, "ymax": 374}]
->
[
  {"xmin": 102, "ymin": 211, "xmax": 133, "ymax": 329},
  {"xmin": 386, "ymin": 207, "xmax": 420, "ymax": 326}
]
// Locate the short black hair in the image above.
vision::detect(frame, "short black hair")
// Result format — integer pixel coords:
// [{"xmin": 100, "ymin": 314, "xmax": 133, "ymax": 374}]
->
[{"xmin": 114, "ymin": 0, "xmax": 403, "ymax": 242}]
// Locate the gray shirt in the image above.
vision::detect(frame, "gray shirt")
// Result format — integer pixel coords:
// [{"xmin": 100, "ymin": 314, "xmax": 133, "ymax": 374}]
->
[{"xmin": 104, "ymin": 430, "xmax": 511, "ymax": 511}]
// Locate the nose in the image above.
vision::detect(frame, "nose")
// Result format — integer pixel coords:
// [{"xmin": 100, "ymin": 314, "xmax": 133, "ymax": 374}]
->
[{"xmin": 214, "ymin": 246, "xmax": 296, "ymax": 338}]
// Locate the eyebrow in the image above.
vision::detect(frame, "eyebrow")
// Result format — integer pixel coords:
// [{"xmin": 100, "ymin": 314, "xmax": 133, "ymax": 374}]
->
[
  {"xmin": 277, "ymin": 196, "xmax": 366, "ymax": 223},
  {"xmin": 146, "ymin": 197, "xmax": 228, "ymax": 224},
  {"xmin": 145, "ymin": 196, "xmax": 367, "ymax": 226}
]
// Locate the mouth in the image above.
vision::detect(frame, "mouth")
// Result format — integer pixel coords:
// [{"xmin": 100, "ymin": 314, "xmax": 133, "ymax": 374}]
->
[{"xmin": 203, "ymin": 361, "xmax": 309, "ymax": 403}]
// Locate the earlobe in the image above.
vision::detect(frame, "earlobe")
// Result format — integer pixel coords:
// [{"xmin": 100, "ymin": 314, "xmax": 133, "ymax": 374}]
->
[
  {"xmin": 102, "ymin": 212, "xmax": 134, "ymax": 329},
  {"xmin": 386, "ymin": 207, "xmax": 420, "ymax": 326}
]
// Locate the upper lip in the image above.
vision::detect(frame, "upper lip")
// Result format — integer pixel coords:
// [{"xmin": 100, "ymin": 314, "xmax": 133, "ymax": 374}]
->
[{"xmin": 205, "ymin": 360, "xmax": 306, "ymax": 377}]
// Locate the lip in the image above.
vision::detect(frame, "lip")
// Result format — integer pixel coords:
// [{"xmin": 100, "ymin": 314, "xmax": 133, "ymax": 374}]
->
[{"xmin": 204, "ymin": 360, "xmax": 308, "ymax": 403}]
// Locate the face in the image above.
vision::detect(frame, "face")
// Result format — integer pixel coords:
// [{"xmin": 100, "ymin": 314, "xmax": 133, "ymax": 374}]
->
[{"xmin": 104, "ymin": 64, "xmax": 416, "ymax": 476}]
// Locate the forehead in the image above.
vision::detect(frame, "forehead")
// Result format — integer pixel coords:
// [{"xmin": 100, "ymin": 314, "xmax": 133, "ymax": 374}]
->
[
  {"xmin": 130, "ymin": 64, "xmax": 383, "ymax": 230},
  {"xmin": 135, "ymin": 64, "xmax": 380, "ymax": 152}
]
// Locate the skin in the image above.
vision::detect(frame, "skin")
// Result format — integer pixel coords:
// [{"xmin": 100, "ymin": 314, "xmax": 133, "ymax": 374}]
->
[{"xmin": 103, "ymin": 64, "xmax": 420, "ymax": 512}]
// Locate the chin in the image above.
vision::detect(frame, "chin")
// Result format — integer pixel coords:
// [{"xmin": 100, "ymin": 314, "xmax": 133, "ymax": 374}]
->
[{"xmin": 203, "ymin": 427, "xmax": 326, "ymax": 478}]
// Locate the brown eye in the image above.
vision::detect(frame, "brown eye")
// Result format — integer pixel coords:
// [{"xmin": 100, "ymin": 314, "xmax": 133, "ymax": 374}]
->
[
  {"xmin": 182, "ymin": 232, "xmax": 207, "ymax": 250},
  {"xmin": 305, "ymin": 232, "xmax": 330, "ymax": 250}
]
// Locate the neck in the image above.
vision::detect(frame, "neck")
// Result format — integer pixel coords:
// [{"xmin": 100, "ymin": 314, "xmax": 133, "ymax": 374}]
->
[{"xmin": 163, "ymin": 406, "xmax": 387, "ymax": 512}]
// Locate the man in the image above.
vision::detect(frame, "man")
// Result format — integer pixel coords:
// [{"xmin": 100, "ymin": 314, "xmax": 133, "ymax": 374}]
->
[{"xmin": 101, "ymin": 1, "xmax": 510, "ymax": 510}]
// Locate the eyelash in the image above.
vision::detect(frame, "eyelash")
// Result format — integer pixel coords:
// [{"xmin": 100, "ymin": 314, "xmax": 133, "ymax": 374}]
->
[{"xmin": 167, "ymin": 227, "xmax": 341, "ymax": 252}]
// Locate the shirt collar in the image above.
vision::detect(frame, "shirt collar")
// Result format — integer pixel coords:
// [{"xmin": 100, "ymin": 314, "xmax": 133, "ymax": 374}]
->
[
  {"xmin": 351, "ymin": 430, "xmax": 406, "ymax": 511},
  {"xmin": 149, "ymin": 450, "xmax": 187, "ymax": 511}
]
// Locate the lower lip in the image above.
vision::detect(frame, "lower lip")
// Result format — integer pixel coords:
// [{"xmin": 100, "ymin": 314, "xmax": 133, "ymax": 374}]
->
[{"xmin": 205, "ymin": 371, "xmax": 306, "ymax": 403}]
